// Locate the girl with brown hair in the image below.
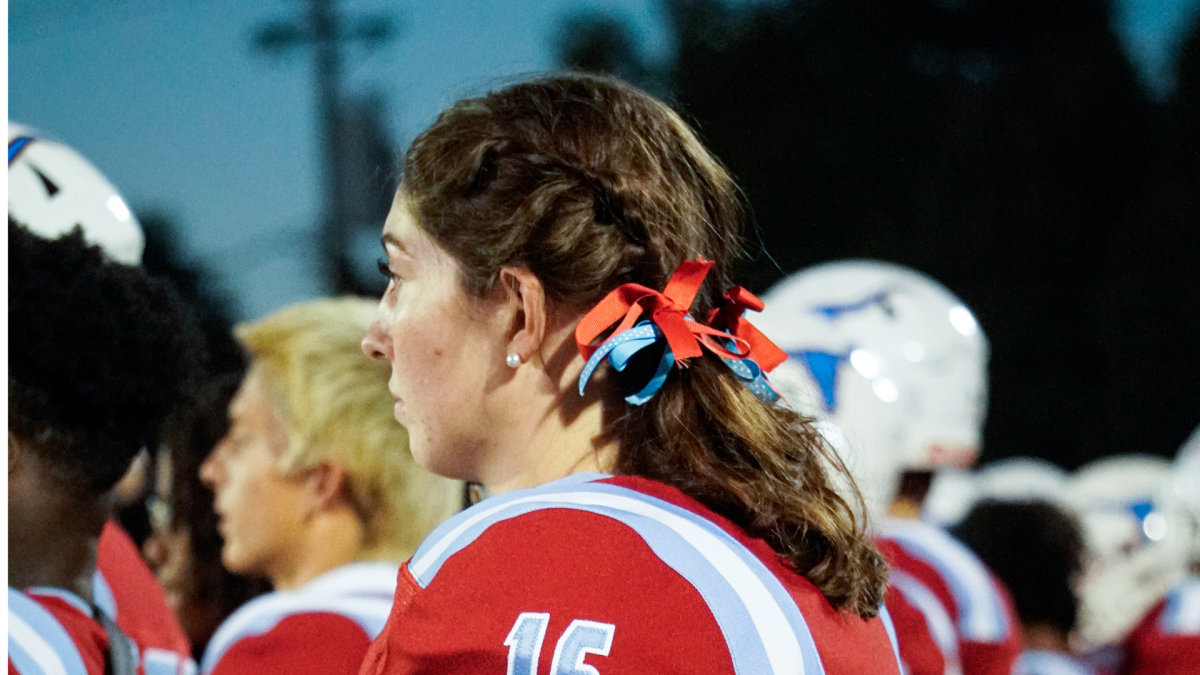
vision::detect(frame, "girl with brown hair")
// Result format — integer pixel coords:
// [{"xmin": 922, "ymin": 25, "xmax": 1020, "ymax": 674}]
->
[{"xmin": 360, "ymin": 73, "xmax": 902, "ymax": 674}]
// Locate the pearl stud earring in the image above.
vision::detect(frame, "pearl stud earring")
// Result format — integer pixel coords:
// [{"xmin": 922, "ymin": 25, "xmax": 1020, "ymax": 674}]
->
[{"xmin": 506, "ymin": 353, "xmax": 521, "ymax": 368}]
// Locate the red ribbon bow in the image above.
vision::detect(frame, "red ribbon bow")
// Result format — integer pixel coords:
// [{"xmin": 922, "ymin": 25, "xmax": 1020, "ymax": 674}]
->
[
  {"xmin": 707, "ymin": 286, "xmax": 788, "ymax": 372},
  {"xmin": 574, "ymin": 259, "xmax": 785, "ymax": 371}
]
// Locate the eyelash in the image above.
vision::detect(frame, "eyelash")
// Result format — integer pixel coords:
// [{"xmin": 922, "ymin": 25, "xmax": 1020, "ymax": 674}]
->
[{"xmin": 377, "ymin": 258, "xmax": 395, "ymax": 282}]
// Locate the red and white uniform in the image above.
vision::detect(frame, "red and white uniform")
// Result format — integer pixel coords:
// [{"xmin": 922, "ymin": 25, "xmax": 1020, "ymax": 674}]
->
[
  {"xmin": 8, "ymin": 586, "xmax": 140, "ymax": 675},
  {"xmin": 1015, "ymin": 650, "xmax": 1100, "ymax": 675},
  {"xmin": 885, "ymin": 568, "xmax": 963, "ymax": 675},
  {"xmin": 199, "ymin": 562, "xmax": 398, "ymax": 675},
  {"xmin": 359, "ymin": 474, "xmax": 904, "ymax": 675},
  {"xmin": 95, "ymin": 521, "xmax": 196, "ymax": 675},
  {"xmin": 1120, "ymin": 575, "xmax": 1200, "ymax": 675},
  {"xmin": 877, "ymin": 519, "xmax": 1022, "ymax": 675}
]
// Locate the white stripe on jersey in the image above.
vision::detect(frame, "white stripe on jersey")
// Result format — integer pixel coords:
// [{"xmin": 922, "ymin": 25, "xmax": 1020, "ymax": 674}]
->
[
  {"xmin": 90, "ymin": 571, "xmax": 117, "ymax": 622},
  {"xmin": 1014, "ymin": 650, "xmax": 1097, "ymax": 675},
  {"xmin": 8, "ymin": 587, "xmax": 89, "ymax": 675},
  {"xmin": 878, "ymin": 605, "xmax": 908, "ymax": 674},
  {"xmin": 1160, "ymin": 576, "xmax": 1200, "ymax": 636},
  {"xmin": 410, "ymin": 476, "xmax": 828, "ymax": 675},
  {"xmin": 890, "ymin": 570, "xmax": 962, "ymax": 675},
  {"xmin": 199, "ymin": 562, "xmax": 398, "ymax": 675},
  {"xmin": 145, "ymin": 647, "xmax": 198, "ymax": 675},
  {"xmin": 879, "ymin": 519, "xmax": 1011, "ymax": 643}
]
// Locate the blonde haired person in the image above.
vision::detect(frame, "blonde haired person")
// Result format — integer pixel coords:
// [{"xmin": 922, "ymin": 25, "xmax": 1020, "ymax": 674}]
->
[{"xmin": 198, "ymin": 297, "xmax": 461, "ymax": 675}]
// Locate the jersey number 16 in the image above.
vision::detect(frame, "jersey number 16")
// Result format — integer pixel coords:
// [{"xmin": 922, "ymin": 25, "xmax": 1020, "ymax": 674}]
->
[{"xmin": 504, "ymin": 612, "xmax": 616, "ymax": 675}]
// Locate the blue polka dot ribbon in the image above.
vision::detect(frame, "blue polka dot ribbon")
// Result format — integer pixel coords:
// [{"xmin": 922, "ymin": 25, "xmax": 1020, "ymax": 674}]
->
[
  {"xmin": 575, "ymin": 259, "xmax": 786, "ymax": 407},
  {"xmin": 578, "ymin": 319, "xmax": 781, "ymax": 406}
]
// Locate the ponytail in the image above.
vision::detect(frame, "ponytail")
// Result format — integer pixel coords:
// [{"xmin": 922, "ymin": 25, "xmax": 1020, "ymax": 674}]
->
[{"xmin": 612, "ymin": 355, "xmax": 887, "ymax": 617}]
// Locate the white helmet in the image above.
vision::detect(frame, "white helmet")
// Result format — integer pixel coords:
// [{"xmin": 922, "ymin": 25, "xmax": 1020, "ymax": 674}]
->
[
  {"xmin": 1163, "ymin": 425, "xmax": 1200, "ymax": 566},
  {"xmin": 1066, "ymin": 454, "xmax": 1189, "ymax": 649},
  {"xmin": 975, "ymin": 456, "xmax": 1069, "ymax": 504},
  {"xmin": 8, "ymin": 123, "xmax": 143, "ymax": 264},
  {"xmin": 921, "ymin": 467, "xmax": 979, "ymax": 527},
  {"xmin": 756, "ymin": 260, "xmax": 989, "ymax": 517},
  {"xmin": 923, "ymin": 457, "xmax": 1069, "ymax": 528}
]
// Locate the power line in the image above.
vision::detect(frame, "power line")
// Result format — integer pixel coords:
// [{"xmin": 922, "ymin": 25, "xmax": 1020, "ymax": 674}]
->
[{"xmin": 251, "ymin": 0, "xmax": 399, "ymax": 294}]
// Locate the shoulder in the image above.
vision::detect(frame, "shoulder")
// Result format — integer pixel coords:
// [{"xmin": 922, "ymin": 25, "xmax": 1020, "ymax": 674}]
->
[
  {"xmin": 200, "ymin": 563, "xmax": 398, "ymax": 675},
  {"xmin": 1122, "ymin": 576, "xmax": 1200, "ymax": 674},
  {"xmin": 878, "ymin": 519, "xmax": 1016, "ymax": 644},
  {"xmin": 8, "ymin": 588, "xmax": 105, "ymax": 675},
  {"xmin": 96, "ymin": 520, "xmax": 194, "ymax": 662},
  {"xmin": 205, "ymin": 614, "xmax": 371, "ymax": 675},
  {"xmin": 377, "ymin": 473, "xmax": 898, "ymax": 675},
  {"xmin": 1158, "ymin": 576, "xmax": 1200, "ymax": 636}
]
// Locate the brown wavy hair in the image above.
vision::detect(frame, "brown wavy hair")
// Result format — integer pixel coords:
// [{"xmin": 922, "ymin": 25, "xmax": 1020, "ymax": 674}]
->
[{"xmin": 402, "ymin": 73, "xmax": 888, "ymax": 618}]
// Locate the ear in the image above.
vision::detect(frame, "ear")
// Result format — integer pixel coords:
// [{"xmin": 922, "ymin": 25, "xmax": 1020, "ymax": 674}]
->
[
  {"xmin": 304, "ymin": 461, "xmax": 350, "ymax": 512},
  {"xmin": 499, "ymin": 267, "xmax": 547, "ymax": 366}
]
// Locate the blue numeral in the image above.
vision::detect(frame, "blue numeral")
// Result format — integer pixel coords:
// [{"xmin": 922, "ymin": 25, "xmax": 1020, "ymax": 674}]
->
[
  {"xmin": 549, "ymin": 620, "xmax": 616, "ymax": 675},
  {"xmin": 504, "ymin": 612, "xmax": 550, "ymax": 675}
]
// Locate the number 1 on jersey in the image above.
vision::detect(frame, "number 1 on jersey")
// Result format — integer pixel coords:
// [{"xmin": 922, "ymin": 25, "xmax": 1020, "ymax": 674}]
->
[
  {"xmin": 504, "ymin": 613, "xmax": 616, "ymax": 675},
  {"xmin": 505, "ymin": 612, "xmax": 551, "ymax": 675}
]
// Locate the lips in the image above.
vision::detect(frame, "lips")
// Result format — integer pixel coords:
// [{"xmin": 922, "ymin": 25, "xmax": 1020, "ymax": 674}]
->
[{"xmin": 388, "ymin": 383, "xmax": 404, "ymax": 421}]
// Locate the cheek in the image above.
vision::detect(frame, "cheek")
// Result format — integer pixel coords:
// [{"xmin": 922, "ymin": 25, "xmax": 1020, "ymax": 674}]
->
[
  {"xmin": 390, "ymin": 300, "xmax": 469, "ymax": 389},
  {"xmin": 223, "ymin": 456, "xmax": 277, "ymax": 530}
]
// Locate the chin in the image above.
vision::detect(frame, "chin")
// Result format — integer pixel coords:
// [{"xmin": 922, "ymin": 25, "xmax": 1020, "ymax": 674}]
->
[{"xmin": 220, "ymin": 544, "xmax": 256, "ymax": 577}]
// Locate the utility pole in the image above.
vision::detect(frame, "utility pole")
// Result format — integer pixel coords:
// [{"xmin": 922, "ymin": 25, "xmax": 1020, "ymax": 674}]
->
[{"xmin": 253, "ymin": 0, "xmax": 396, "ymax": 293}]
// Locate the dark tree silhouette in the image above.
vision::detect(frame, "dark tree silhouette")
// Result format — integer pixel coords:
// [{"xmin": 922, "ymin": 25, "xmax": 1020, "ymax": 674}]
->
[
  {"xmin": 554, "ymin": 12, "xmax": 652, "ymax": 87},
  {"xmin": 139, "ymin": 211, "xmax": 246, "ymax": 378},
  {"xmin": 556, "ymin": 0, "xmax": 1198, "ymax": 467}
]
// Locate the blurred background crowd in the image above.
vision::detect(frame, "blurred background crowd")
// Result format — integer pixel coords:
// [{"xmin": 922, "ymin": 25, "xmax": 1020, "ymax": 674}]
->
[
  {"xmin": 11, "ymin": 0, "xmax": 1200, "ymax": 468},
  {"xmin": 8, "ymin": 0, "xmax": 1200, "ymax": 674}
]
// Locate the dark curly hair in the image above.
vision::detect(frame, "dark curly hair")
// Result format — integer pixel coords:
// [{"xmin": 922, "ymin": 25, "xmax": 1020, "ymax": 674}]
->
[
  {"xmin": 8, "ymin": 219, "xmax": 202, "ymax": 495},
  {"xmin": 953, "ymin": 499, "xmax": 1086, "ymax": 634}
]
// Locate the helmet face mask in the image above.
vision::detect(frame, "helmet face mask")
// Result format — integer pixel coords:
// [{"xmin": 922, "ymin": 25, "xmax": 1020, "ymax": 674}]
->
[
  {"xmin": 757, "ymin": 260, "xmax": 989, "ymax": 517},
  {"xmin": 8, "ymin": 123, "xmax": 143, "ymax": 265}
]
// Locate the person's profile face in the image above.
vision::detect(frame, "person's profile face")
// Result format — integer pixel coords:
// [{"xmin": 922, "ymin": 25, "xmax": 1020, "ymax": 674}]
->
[
  {"xmin": 198, "ymin": 366, "xmax": 309, "ymax": 581},
  {"xmin": 362, "ymin": 194, "xmax": 508, "ymax": 482},
  {"xmin": 144, "ymin": 448, "xmax": 194, "ymax": 615}
]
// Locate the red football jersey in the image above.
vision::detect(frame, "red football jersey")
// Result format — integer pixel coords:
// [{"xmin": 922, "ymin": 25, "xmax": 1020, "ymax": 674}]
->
[
  {"xmin": 95, "ymin": 520, "xmax": 195, "ymax": 675},
  {"xmin": 8, "ymin": 586, "xmax": 140, "ymax": 675},
  {"xmin": 885, "ymin": 569, "xmax": 961, "ymax": 675},
  {"xmin": 877, "ymin": 519, "xmax": 1022, "ymax": 675},
  {"xmin": 199, "ymin": 562, "xmax": 398, "ymax": 675},
  {"xmin": 1120, "ymin": 576, "xmax": 1200, "ymax": 675},
  {"xmin": 359, "ymin": 474, "xmax": 904, "ymax": 675}
]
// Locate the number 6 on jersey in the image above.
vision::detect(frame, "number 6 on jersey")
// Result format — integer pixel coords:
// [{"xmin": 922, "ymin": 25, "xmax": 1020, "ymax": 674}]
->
[{"xmin": 504, "ymin": 613, "xmax": 616, "ymax": 675}]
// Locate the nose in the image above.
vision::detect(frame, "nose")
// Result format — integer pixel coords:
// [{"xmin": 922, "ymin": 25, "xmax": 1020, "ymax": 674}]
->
[
  {"xmin": 143, "ymin": 534, "xmax": 166, "ymax": 570},
  {"xmin": 362, "ymin": 317, "xmax": 391, "ymax": 362},
  {"xmin": 198, "ymin": 445, "xmax": 223, "ymax": 490}
]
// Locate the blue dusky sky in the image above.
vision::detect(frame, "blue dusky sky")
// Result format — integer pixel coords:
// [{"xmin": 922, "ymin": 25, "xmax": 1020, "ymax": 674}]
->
[{"xmin": 10, "ymin": 0, "xmax": 1198, "ymax": 319}]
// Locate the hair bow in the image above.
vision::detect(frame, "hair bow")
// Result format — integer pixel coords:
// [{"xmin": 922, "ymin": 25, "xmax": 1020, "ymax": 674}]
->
[{"xmin": 575, "ymin": 259, "xmax": 784, "ymax": 405}]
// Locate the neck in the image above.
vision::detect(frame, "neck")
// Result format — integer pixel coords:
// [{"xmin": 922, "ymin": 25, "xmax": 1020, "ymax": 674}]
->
[
  {"xmin": 486, "ymin": 401, "xmax": 616, "ymax": 495},
  {"xmin": 267, "ymin": 507, "xmax": 367, "ymax": 591},
  {"xmin": 1023, "ymin": 623, "xmax": 1071, "ymax": 653},
  {"xmin": 480, "ymin": 372, "xmax": 619, "ymax": 494},
  {"xmin": 887, "ymin": 497, "xmax": 924, "ymax": 520},
  {"xmin": 482, "ymin": 334, "xmax": 618, "ymax": 495},
  {"xmin": 9, "ymin": 484, "xmax": 110, "ymax": 603}
]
